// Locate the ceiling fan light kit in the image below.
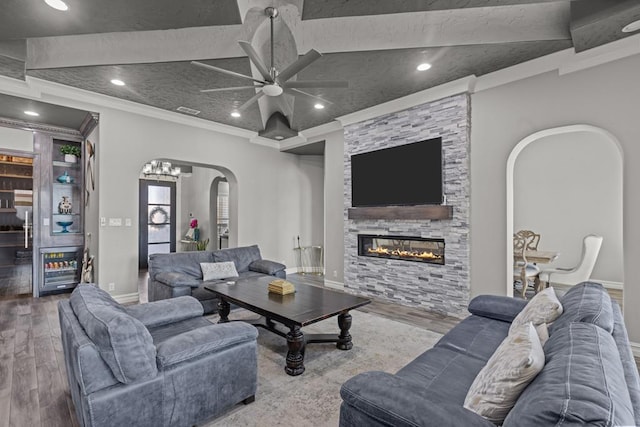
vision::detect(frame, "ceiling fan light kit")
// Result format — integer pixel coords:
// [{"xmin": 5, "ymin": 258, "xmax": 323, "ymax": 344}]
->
[{"xmin": 193, "ymin": 7, "xmax": 348, "ymax": 133}]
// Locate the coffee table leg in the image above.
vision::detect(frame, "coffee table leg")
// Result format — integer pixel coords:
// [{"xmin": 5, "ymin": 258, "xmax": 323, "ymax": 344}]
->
[
  {"xmin": 217, "ymin": 298, "xmax": 230, "ymax": 323},
  {"xmin": 337, "ymin": 312, "xmax": 353, "ymax": 350},
  {"xmin": 285, "ymin": 326, "xmax": 305, "ymax": 376}
]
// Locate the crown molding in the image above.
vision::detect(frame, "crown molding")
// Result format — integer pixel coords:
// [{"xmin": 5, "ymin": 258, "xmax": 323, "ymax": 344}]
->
[
  {"xmin": 559, "ymin": 33, "xmax": 640, "ymax": 76},
  {"xmin": 473, "ymin": 48, "xmax": 574, "ymax": 92},
  {"xmin": 336, "ymin": 75, "xmax": 477, "ymax": 128},
  {"xmin": 249, "ymin": 135, "xmax": 280, "ymax": 148},
  {"xmin": 0, "ymin": 115, "xmax": 81, "ymax": 137},
  {"xmin": 0, "ymin": 75, "xmax": 41, "ymax": 98},
  {"xmin": 16, "ymin": 77, "xmax": 260, "ymax": 140}
]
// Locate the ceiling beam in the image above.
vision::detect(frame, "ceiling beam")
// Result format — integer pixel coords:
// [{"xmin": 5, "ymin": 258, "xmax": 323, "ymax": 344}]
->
[{"xmin": 27, "ymin": 3, "xmax": 570, "ymax": 70}]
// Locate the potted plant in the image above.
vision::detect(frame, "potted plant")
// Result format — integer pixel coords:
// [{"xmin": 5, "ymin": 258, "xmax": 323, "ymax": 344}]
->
[{"xmin": 61, "ymin": 144, "xmax": 81, "ymax": 163}]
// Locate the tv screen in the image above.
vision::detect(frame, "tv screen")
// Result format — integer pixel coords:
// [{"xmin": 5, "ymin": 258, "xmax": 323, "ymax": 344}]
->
[{"xmin": 351, "ymin": 137, "xmax": 442, "ymax": 207}]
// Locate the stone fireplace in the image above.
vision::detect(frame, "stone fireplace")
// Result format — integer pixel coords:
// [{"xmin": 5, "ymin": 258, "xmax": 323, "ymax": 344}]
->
[
  {"xmin": 358, "ymin": 234, "xmax": 445, "ymax": 265},
  {"xmin": 343, "ymin": 93, "xmax": 470, "ymax": 319}
]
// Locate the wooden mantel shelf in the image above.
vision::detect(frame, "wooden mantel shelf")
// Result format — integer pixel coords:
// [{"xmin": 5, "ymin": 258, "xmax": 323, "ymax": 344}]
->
[{"xmin": 348, "ymin": 205, "xmax": 453, "ymax": 220}]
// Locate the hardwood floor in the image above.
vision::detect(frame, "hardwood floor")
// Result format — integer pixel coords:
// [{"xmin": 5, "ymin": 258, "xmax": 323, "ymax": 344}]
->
[
  {"xmin": 0, "ymin": 272, "xmax": 633, "ymax": 426},
  {"xmin": 0, "ymin": 265, "xmax": 32, "ymax": 297}
]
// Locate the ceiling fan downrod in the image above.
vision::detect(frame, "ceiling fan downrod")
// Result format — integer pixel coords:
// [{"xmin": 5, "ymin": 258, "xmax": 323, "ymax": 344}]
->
[{"xmin": 265, "ymin": 7, "xmax": 279, "ymax": 81}]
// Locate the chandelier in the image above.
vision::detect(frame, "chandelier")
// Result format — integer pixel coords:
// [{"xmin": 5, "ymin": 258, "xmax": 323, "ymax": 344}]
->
[{"xmin": 142, "ymin": 160, "xmax": 181, "ymax": 180}]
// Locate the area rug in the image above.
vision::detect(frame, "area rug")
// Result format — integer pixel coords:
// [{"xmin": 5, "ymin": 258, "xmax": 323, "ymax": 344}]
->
[{"xmin": 204, "ymin": 310, "xmax": 443, "ymax": 426}]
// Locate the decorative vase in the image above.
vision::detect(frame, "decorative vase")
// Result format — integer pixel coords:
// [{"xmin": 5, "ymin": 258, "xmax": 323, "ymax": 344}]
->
[
  {"xmin": 56, "ymin": 171, "xmax": 73, "ymax": 183},
  {"xmin": 64, "ymin": 154, "xmax": 77, "ymax": 163}
]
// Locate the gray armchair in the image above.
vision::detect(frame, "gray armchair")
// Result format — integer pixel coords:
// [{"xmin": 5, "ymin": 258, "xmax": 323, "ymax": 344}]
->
[{"xmin": 59, "ymin": 284, "xmax": 258, "ymax": 427}]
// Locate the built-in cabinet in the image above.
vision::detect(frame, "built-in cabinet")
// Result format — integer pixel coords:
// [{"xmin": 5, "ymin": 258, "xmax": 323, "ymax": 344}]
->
[{"xmin": 34, "ymin": 134, "xmax": 84, "ymax": 295}]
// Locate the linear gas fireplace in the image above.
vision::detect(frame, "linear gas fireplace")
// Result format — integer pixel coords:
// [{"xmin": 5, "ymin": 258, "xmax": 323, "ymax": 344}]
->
[{"xmin": 358, "ymin": 234, "xmax": 445, "ymax": 265}]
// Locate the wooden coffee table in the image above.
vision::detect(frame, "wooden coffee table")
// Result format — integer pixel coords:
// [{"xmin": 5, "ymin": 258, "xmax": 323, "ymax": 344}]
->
[{"xmin": 204, "ymin": 276, "xmax": 371, "ymax": 376}]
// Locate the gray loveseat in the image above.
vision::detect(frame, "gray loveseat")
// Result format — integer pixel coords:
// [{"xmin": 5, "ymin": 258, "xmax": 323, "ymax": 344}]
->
[
  {"xmin": 340, "ymin": 282, "xmax": 640, "ymax": 426},
  {"xmin": 59, "ymin": 284, "xmax": 258, "ymax": 427},
  {"xmin": 148, "ymin": 244, "xmax": 286, "ymax": 314}
]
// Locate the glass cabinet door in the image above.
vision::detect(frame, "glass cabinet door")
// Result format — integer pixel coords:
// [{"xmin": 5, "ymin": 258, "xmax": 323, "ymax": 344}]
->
[{"xmin": 0, "ymin": 154, "xmax": 33, "ymax": 296}]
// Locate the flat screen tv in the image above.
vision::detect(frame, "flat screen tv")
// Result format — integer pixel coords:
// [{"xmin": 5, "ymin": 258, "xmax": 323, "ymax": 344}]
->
[{"xmin": 351, "ymin": 137, "xmax": 442, "ymax": 207}]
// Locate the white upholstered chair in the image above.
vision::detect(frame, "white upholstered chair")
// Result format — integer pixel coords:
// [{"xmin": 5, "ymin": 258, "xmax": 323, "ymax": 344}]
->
[{"xmin": 538, "ymin": 234, "xmax": 603, "ymax": 288}]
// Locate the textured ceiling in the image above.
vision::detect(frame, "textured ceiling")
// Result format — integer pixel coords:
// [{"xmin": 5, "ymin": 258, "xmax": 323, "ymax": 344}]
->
[
  {"xmin": 0, "ymin": 93, "xmax": 90, "ymax": 130},
  {"xmin": 0, "ymin": 0, "xmax": 638, "ymax": 137}
]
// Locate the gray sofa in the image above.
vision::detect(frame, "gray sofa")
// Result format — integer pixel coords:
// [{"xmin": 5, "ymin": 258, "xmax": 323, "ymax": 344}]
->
[
  {"xmin": 340, "ymin": 282, "xmax": 640, "ymax": 426},
  {"xmin": 59, "ymin": 284, "xmax": 258, "ymax": 427},
  {"xmin": 148, "ymin": 245, "xmax": 286, "ymax": 314}
]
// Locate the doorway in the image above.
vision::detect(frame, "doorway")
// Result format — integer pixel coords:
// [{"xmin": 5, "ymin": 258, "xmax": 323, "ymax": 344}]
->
[
  {"xmin": 506, "ymin": 125, "xmax": 624, "ymax": 299},
  {"xmin": 138, "ymin": 179, "xmax": 176, "ymax": 269},
  {"xmin": 0, "ymin": 151, "xmax": 34, "ymax": 296}
]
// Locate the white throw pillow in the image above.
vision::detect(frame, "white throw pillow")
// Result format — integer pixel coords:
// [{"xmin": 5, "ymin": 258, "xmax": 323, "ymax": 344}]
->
[
  {"xmin": 509, "ymin": 287, "xmax": 563, "ymax": 335},
  {"xmin": 200, "ymin": 262, "xmax": 239, "ymax": 281},
  {"xmin": 464, "ymin": 322, "xmax": 545, "ymax": 424}
]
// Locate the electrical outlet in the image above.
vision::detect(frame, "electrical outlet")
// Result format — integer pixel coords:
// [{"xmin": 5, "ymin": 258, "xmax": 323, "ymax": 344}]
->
[
  {"xmin": 333, "ymin": 270, "xmax": 338, "ymax": 278},
  {"xmin": 108, "ymin": 282, "xmax": 115, "ymax": 291},
  {"xmin": 125, "ymin": 218, "xmax": 132, "ymax": 227},
  {"xmin": 100, "ymin": 217, "xmax": 106, "ymax": 226}
]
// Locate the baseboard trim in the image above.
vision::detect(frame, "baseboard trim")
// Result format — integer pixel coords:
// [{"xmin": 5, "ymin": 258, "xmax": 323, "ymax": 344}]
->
[
  {"xmin": 113, "ymin": 292, "xmax": 140, "ymax": 304},
  {"xmin": 285, "ymin": 267, "xmax": 298, "ymax": 275},
  {"xmin": 630, "ymin": 342, "xmax": 640, "ymax": 359},
  {"xmin": 324, "ymin": 279, "xmax": 344, "ymax": 290},
  {"xmin": 592, "ymin": 279, "xmax": 624, "ymax": 291}
]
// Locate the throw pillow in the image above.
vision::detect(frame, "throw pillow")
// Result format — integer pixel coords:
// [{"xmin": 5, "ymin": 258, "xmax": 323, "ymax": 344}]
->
[
  {"xmin": 535, "ymin": 323, "xmax": 549, "ymax": 347},
  {"xmin": 509, "ymin": 287, "xmax": 563, "ymax": 335},
  {"xmin": 201, "ymin": 261, "xmax": 239, "ymax": 281},
  {"xmin": 464, "ymin": 322, "xmax": 545, "ymax": 424}
]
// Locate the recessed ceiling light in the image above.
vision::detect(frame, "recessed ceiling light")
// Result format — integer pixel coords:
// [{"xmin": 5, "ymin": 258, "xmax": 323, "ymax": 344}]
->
[
  {"xmin": 417, "ymin": 63, "xmax": 432, "ymax": 71},
  {"xmin": 314, "ymin": 103, "xmax": 325, "ymax": 110},
  {"xmin": 622, "ymin": 19, "xmax": 640, "ymax": 33},
  {"xmin": 110, "ymin": 79, "xmax": 125, "ymax": 86},
  {"xmin": 230, "ymin": 111, "xmax": 241, "ymax": 118},
  {"xmin": 24, "ymin": 111, "xmax": 40, "ymax": 117},
  {"xmin": 274, "ymin": 136, "xmax": 284, "ymax": 140},
  {"xmin": 44, "ymin": 0, "xmax": 69, "ymax": 11}
]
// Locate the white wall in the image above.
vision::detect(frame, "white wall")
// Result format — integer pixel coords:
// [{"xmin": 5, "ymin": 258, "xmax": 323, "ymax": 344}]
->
[
  {"xmin": 471, "ymin": 53, "xmax": 640, "ymax": 341},
  {"xmin": 0, "ymin": 126, "xmax": 33, "ymax": 152},
  {"xmin": 324, "ymin": 130, "xmax": 345, "ymax": 283},
  {"xmin": 91, "ymin": 108, "xmax": 323, "ymax": 295},
  {"xmin": 514, "ymin": 131, "xmax": 623, "ymax": 283}
]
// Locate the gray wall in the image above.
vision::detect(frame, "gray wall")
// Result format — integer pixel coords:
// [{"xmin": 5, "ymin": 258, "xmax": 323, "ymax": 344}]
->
[
  {"xmin": 471, "ymin": 53, "xmax": 639, "ymax": 340},
  {"xmin": 513, "ymin": 130, "xmax": 623, "ymax": 283}
]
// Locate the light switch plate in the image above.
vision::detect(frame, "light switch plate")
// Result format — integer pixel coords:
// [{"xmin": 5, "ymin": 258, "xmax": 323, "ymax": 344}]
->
[
  {"xmin": 43, "ymin": 218, "xmax": 50, "ymax": 226},
  {"xmin": 100, "ymin": 217, "xmax": 106, "ymax": 226},
  {"xmin": 125, "ymin": 218, "xmax": 132, "ymax": 227},
  {"xmin": 108, "ymin": 218, "xmax": 122, "ymax": 227}
]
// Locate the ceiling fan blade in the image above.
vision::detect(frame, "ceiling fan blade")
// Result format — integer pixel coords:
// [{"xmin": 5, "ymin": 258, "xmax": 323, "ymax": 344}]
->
[
  {"xmin": 237, "ymin": 90, "xmax": 265, "ymax": 112},
  {"xmin": 284, "ymin": 88, "xmax": 333, "ymax": 105},
  {"xmin": 277, "ymin": 49, "xmax": 322, "ymax": 83},
  {"xmin": 238, "ymin": 41, "xmax": 273, "ymax": 82},
  {"xmin": 191, "ymin": 61, "xmax": 267, "ymax": 85},
  {"xmin": 284, "ymin": 80, "xmax": 349, "ymax": 89},
  {"xmin": 200, "ymin": 85, "xmax": 263, "ymax": 93}
]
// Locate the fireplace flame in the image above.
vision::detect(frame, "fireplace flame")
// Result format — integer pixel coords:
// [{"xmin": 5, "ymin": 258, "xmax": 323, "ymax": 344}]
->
[{"xmin": 367, "ymin": 247, "xmax": 441, "ymax": 259}]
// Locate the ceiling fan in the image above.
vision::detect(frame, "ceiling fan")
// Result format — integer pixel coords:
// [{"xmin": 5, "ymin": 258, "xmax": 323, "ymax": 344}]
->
[{"xmin": 191, "ymin": 7, "xmax": 348, "ymax": 115}]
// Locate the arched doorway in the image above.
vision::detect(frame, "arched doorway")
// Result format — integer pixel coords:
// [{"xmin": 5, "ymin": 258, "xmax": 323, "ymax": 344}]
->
[{"xmin": 506, "ymin": 125, "xmax": 624, "ymax": 298}]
